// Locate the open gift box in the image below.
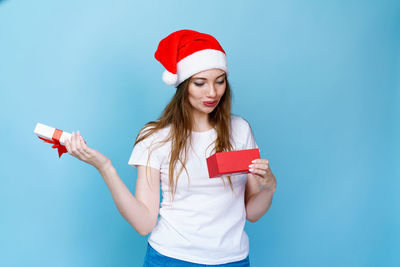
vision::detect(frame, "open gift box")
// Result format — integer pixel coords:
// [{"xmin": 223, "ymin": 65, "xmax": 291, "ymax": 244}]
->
[{"xmin": 206, "ymin": 148, "xmax": 260, "ymax": 178}]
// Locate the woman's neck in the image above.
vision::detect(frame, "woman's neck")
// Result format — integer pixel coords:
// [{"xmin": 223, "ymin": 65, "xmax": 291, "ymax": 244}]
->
[{"xmin": 191, "ymin": 112, "xmax": 213, "ymax": 132}]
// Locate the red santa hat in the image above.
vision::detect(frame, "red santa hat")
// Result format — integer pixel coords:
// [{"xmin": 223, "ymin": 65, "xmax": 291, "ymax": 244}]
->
[{"xmin": 154, "ymin": 29, "xmax": 228, "ymax": 87}]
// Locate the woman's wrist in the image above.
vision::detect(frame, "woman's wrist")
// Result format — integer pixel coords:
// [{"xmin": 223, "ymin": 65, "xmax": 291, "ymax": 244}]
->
[{"xmin": 96, "ymin": 158, "xmax": 112, "ymax": 173}]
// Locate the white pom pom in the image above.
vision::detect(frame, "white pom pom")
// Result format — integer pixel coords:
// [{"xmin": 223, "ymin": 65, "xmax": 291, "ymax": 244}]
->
[{"xmin": 162, "ymin": 70, "xmax": 178, "ymax": 86}]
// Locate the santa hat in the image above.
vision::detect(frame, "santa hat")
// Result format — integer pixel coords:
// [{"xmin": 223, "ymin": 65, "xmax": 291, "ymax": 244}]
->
[{"xmin": 154, "ymin": 29, "xmax": 228, "ymax": 87}]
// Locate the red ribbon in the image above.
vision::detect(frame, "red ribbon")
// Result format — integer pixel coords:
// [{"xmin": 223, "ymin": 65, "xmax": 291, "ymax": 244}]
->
[{"xmin": 38, "ymin": 128, "xmax": 68, "ymax": 158}]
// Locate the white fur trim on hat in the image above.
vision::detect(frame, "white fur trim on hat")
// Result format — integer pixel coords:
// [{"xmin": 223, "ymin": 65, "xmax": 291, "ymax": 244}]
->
[
  {"xmin": 176, "ymin": 49, "xmax": 228, "ymax": 85},
  {"xmin": 162, "ymin": 70, "xmax": 178, "ymax": 86}
]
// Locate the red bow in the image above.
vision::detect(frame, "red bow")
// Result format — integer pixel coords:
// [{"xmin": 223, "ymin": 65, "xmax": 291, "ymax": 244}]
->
[{"xmin": 38, "ymin": 128, "xmax": 68, "ymax": 158}]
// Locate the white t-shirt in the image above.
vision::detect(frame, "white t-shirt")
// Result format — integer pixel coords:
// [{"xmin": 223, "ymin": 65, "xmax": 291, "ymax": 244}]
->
[{"xmin": 128, "ymin": 115, "xmax": 258, "ymax": 265}]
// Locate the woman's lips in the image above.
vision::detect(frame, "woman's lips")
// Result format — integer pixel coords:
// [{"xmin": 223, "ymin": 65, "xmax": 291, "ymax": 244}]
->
[{"xmin": 203, "ymin": 101, "xmax": 217, "ymax": 107}]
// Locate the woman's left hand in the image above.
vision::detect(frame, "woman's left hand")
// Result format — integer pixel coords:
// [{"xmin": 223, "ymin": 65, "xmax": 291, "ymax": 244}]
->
[{"xmin": 248, "ymin": 159, "xmax": 277, "ymax": 192}]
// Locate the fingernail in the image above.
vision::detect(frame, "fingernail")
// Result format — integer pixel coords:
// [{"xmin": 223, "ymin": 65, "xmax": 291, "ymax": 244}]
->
[
  {"xmin": 249, "ymin": 164, "xmax": 253, "ymax": 168},
  {"xmin": 252, "ymin": 160, "xmax": 256, "ymax": 163},
  {"xmin": 249, "ymin": 168, "xmax": 254, "ymax": 172}
]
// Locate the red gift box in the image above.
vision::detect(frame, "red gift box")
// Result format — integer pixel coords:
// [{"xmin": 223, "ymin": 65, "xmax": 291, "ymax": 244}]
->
[{"xmin": 206, "ymin": 148, "xmax": 260, "ymax": 178}]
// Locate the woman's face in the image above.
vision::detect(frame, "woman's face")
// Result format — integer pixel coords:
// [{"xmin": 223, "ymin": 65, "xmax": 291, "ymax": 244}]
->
[{"xmin": 187, "ymin": 68, "xmax": 226, "ymax": 117}]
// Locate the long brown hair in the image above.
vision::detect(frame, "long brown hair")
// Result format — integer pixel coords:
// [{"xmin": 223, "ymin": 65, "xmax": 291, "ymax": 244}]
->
[{"xmin": 134, "ymin": 75, "xmax": 234, "ymax": 200}]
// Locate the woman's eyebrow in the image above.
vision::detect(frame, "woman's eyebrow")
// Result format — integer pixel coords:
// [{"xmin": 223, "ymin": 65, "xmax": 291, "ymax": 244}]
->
[{"xmin": 192, "ymin": 74, "xmax": 226, "ymax": 80}]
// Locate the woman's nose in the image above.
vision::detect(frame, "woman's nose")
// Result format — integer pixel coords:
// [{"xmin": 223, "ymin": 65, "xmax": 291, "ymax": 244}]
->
[{"xmin": 206, "ymin": 84, "xmax": 217, "ymax": 98}]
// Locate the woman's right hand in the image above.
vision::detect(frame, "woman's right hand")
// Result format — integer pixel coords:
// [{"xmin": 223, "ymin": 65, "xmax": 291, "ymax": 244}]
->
[{"xmin": 64, "ymin": 131, "xmax": 111, "ymax": 171}]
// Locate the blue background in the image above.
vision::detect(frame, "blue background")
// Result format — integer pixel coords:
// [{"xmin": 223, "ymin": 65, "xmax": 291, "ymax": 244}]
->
[{"xmin": 1, "ymin": 0, "xmax": 399, "ymax": 266}]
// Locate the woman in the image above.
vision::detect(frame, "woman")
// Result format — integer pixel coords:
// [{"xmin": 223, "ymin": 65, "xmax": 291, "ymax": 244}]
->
[{"xmin": 65, "ymin": 29, "xmax": 277, "ymax": 266}]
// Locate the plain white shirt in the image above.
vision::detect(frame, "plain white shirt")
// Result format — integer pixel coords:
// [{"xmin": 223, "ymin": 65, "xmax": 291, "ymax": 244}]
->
[{"xmin": 128, "ymin": 115, "xmax": 258, "ymax": 264}]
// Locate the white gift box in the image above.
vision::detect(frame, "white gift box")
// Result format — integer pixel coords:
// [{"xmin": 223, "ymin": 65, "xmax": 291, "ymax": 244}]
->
[{"xmin": 34, "ymin": 122, "xmax": 71, "ymax": 146}]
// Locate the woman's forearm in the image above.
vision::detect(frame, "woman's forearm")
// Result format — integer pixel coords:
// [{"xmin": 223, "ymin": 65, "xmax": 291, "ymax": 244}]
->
[
  {"xmin": 245, "ymin": 186, "xmax": 275, "ymax": 222},
  {"xmin": 96, "ymin": 161, "xmax": 155, "ymax": 235}
]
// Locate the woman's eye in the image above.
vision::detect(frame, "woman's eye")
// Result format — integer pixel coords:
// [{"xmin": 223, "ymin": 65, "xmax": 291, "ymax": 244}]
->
[
  {"xmin": 194, "ymin": 82, "xmax": 204, "ymax": 87},
  {"xmin": 216, "ymin": 79, "xmax": 225, "ymax": 84}
]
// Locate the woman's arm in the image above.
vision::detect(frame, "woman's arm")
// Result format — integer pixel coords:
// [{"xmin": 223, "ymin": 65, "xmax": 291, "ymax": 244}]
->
[
  {"xmin": 65, "ymin": 131, "xmax": 160, "ymax": 236},
  {"xmin": 97, "ymin": 162, "xmax": 160, "ymax": 236},
  {"xmin": 244, "ymin": 159, "xmax": 277, "ymax": 222}
]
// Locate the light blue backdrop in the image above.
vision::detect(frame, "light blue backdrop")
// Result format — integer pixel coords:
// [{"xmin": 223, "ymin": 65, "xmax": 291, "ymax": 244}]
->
[{"xmin": 1, "ymin": 0, "xmax": 399, "ymax": 266}]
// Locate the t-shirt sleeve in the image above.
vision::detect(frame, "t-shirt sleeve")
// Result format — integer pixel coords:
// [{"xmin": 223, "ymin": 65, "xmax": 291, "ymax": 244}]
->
[
  {"xmin": 243, "ymin": 121, "xmax": 259, "ymax": 150},
  {"xmin": 128, "ymin": 133, "xmax": 164, "ymax": 170}
]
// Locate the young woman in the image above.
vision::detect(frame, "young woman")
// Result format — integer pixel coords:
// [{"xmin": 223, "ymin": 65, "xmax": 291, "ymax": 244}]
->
[{"xmin": 64, "ymin": 29, "xmax": 277, "ymax": 267}]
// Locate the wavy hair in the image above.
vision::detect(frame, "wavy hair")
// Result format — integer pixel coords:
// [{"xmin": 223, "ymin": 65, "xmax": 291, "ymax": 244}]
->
[{"xmin": 134, "ymin": 75, "xmax": 234, "ymax": 201}]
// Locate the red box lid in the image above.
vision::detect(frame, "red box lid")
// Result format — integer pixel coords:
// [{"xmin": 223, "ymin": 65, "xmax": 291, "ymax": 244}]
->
[{"xmin": 206, "ymin": 148, "xmax": 260, "ymax": 178}]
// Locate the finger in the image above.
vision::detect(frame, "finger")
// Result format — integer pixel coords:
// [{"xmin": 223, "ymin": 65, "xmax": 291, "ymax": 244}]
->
[
  {"xmin": 70, "ymin": 131, "xmax": 77, "ymax": 153},
  {"xmin": 251, "ymin": 159, "xmax": 269, "ymax": 165},
  {"xmin": 79, "ymin": 133, "xmax": 94, "ymax": 158},
  {"xmin": 74, "ymin": 131, "xmax": 86, "ymax": 156},
  {"xmin": 249, "ymin": 168, "xmax": 267, "ymax": 176},
  {"xmin": 79, "ymin": 135, "xmax": 87, "ymax": 149},
  {"xmin": 64, "ymin": 137, "xmax": 71, "ymax": 154},
  {"xmin": 79, "ymin": 132, "xmax": 87, "ymax": 145},
  {"xmin": 79, "ymin": 135, "xmax": 90, "ymax": 154},
  {"xmin": 78, "ymin": 133, "xmax": 95, "ymax": 156},
  {"xmin": 71, "ymin": 131, "xmax": 83, "ymax": 157},
  {"xmin": 249, "ymin": 163, "xmax": 269, "ymax": 171},
  {"xmin": 74, "ymin": 130, "xmax": 80, "ymax": 145}
]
